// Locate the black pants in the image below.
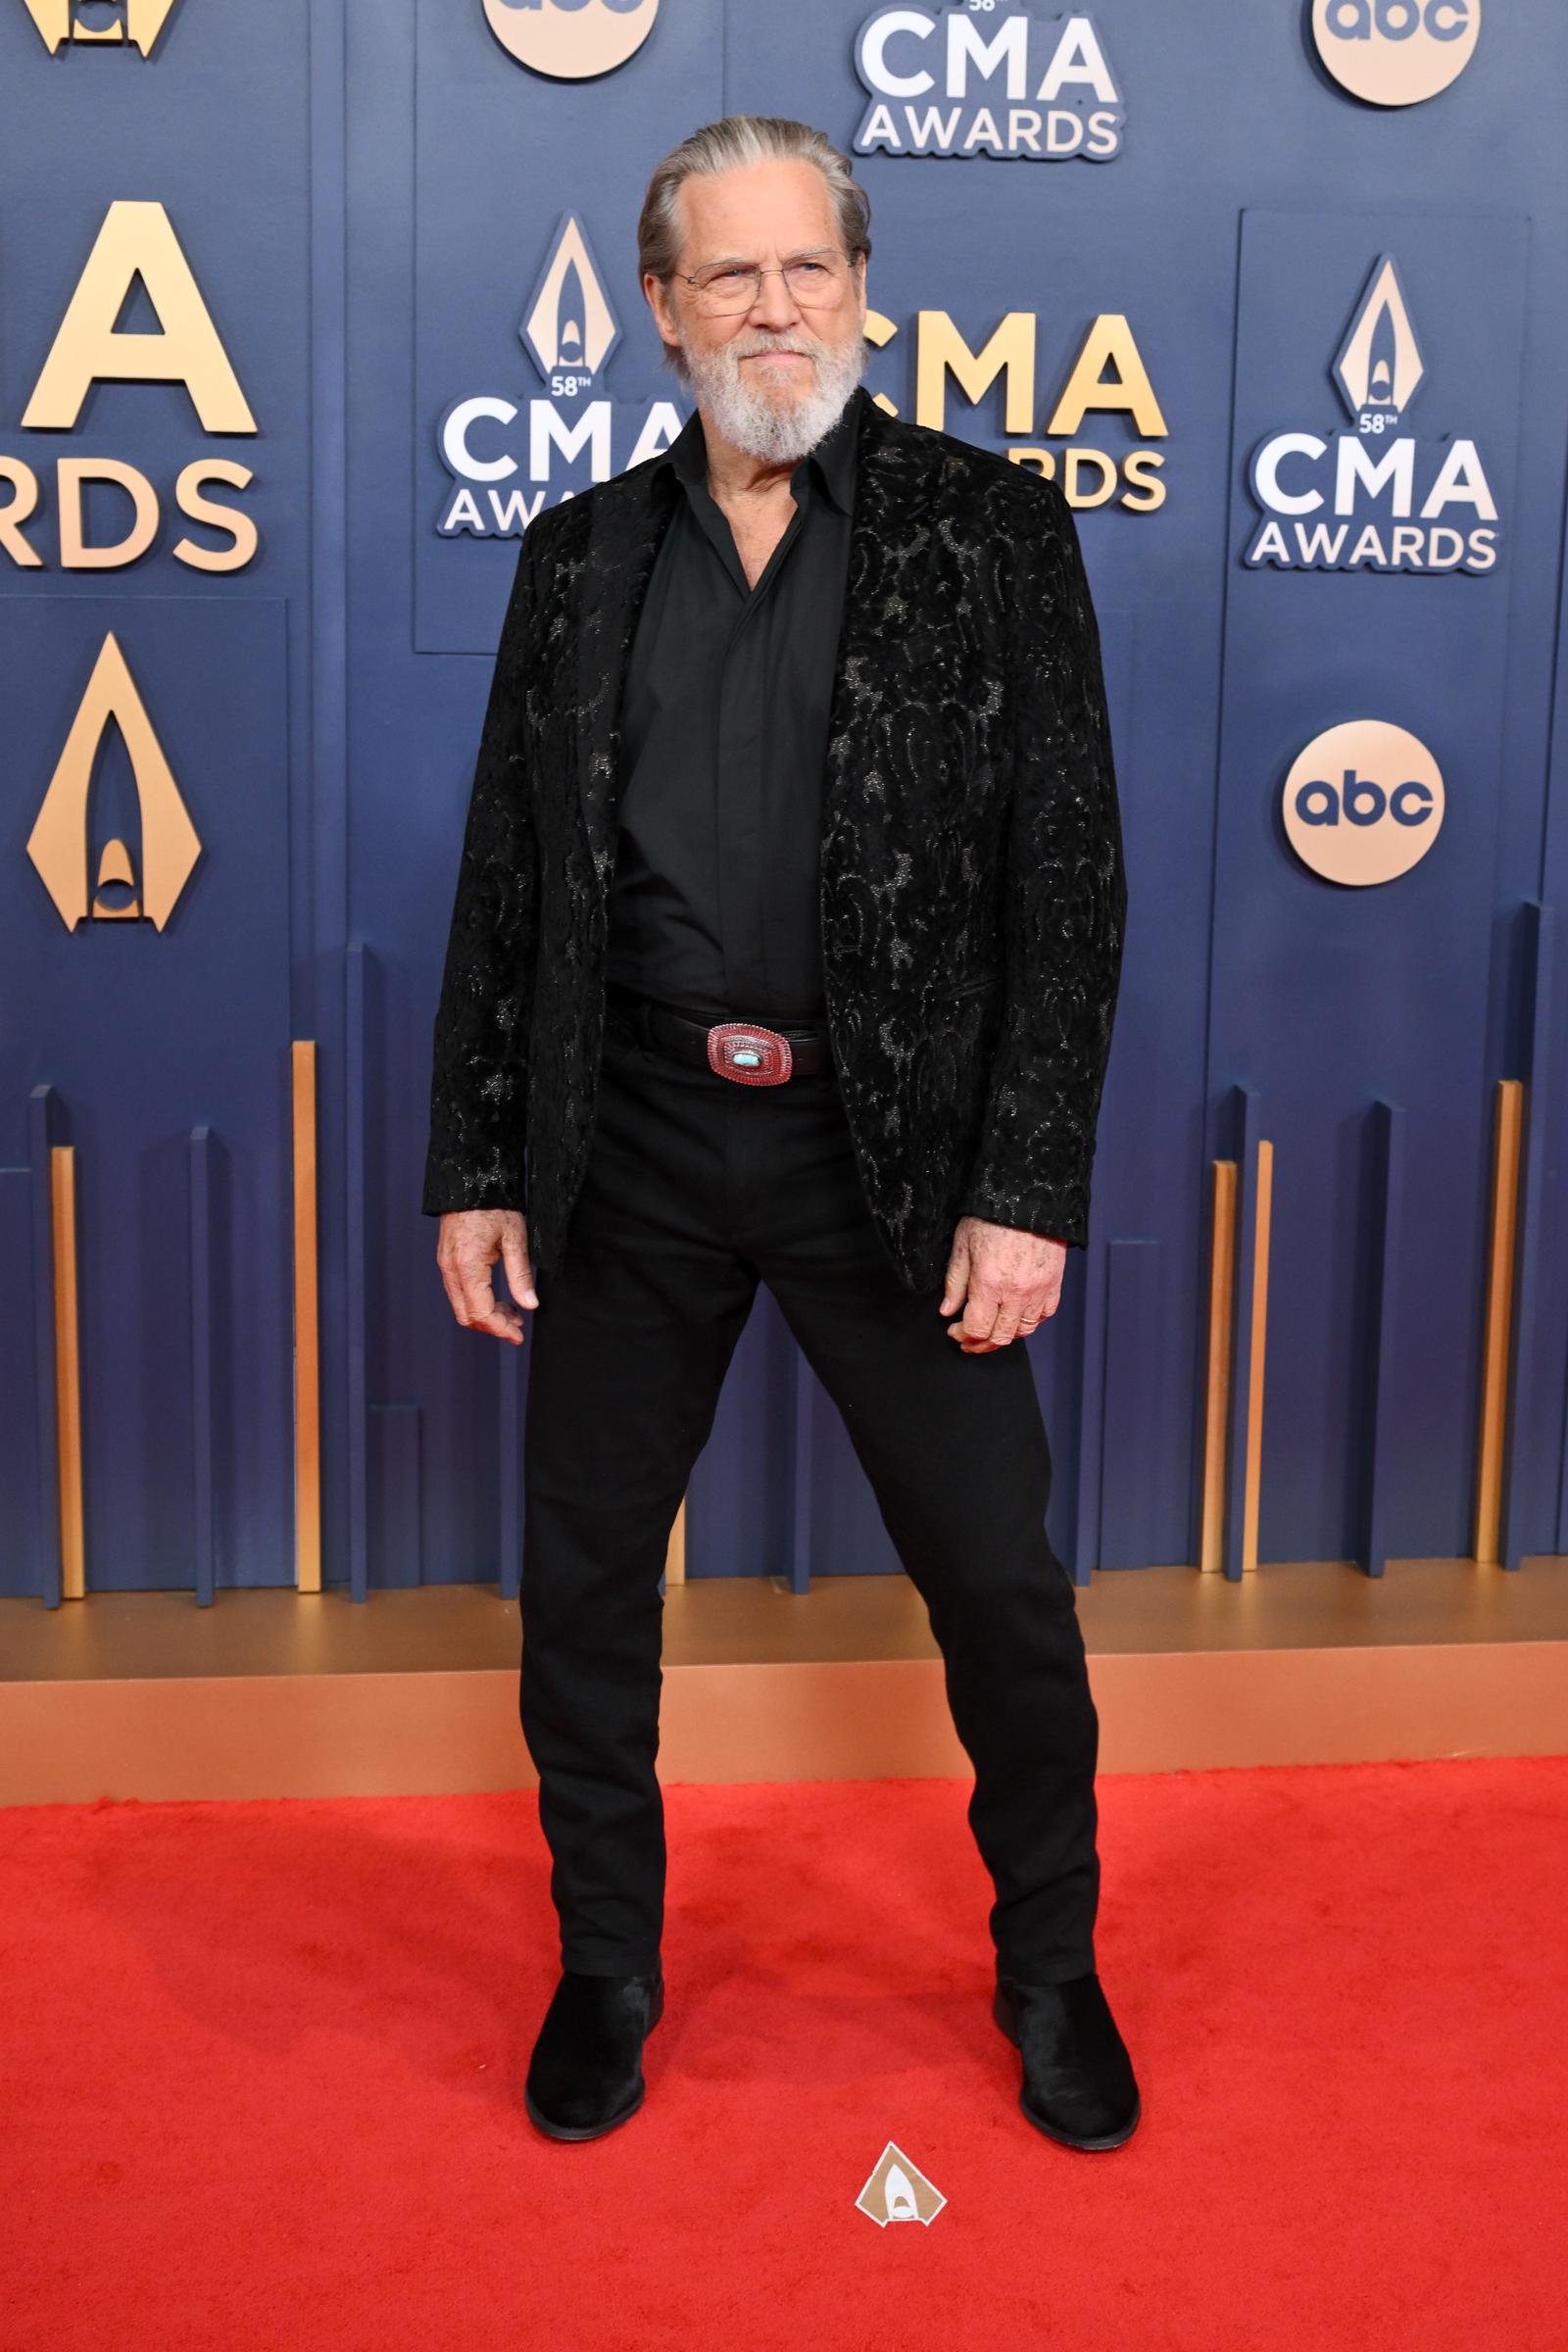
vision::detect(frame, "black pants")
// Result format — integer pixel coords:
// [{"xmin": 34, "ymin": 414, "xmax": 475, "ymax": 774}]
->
[{"xmin": 518, "ymin": 1001, "xmax": 1102, "ymax": 1984}]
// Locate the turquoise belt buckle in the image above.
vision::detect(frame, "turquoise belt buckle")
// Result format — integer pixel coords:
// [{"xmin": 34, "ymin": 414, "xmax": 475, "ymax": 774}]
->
[{"xmin": 707, "ymin": 1020, "xmax": 794, "ymax": 1086}]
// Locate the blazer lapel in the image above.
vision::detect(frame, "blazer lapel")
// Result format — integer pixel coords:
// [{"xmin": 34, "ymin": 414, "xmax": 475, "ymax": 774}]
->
[
  {"xmin": 572, "ymin": 383, "xmax": 933, "ymax": 906},
  {"xmin": 818, "ymin": 389, "xmax": 936, "ymax": 850},
  {"xmin": 574, "ymin": 456, "xmax": 677, "ymax": 902}
]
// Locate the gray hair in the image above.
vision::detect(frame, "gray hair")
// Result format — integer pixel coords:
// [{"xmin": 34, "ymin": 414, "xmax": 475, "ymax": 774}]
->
[{"xmin": 637, "ymin": 115, "xmax": 871, "ymax": 381}]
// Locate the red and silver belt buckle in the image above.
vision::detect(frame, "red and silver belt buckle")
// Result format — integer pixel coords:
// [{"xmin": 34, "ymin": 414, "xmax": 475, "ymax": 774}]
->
[{"xmin": 707, "ymin": 1020, "xmax": 794, "ymax": 1086}]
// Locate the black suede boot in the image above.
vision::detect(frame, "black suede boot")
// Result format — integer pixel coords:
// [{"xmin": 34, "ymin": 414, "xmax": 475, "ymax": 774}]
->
[
  {"xmin": 523, "ymin": 1966, "xmax": 664, "ymax": 2141},
  {"xmin": 993, "ymin": 1968, "xmax": 1141, "ymax": 2150}
]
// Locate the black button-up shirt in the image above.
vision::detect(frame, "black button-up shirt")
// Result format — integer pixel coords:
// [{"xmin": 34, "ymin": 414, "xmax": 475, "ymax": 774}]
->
[{"xmin": 604, "ymin": 387, "xmax": 859, "ymax": 1022}]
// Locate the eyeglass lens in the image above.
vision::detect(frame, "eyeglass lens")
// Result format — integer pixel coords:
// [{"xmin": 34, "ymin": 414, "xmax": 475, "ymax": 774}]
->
[{"xmin": 693, "ymin": 257, "xmax": 850, "ymax": 313}]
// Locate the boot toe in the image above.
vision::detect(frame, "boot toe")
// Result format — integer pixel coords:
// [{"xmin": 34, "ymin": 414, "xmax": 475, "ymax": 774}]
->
[
  {"xmin": 524, "ymin": 1966, "xmax": 663, "ymax": 2141},
  {"xmin": 994, "ymin": 1969, "xmax": 1141, "ymax": 2151}
]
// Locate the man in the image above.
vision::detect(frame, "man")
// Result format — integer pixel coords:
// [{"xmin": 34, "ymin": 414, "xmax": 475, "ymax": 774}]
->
[{"xmin": 422, "ymin": 116, "xmax": 1135, "ymax": 2152}]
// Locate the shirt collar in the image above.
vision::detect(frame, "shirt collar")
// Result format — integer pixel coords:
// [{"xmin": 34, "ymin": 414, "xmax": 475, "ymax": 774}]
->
[{"xmin": 656, "ymin": 382, "xmax": 861, "ymax": 515}]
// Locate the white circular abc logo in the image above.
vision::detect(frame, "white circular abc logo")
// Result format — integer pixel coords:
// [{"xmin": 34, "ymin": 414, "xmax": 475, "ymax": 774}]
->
[
  {"xmin": 1283, "ymin": 720, "xmax": 1445, "ymax": 885},
  {"xmin": 1312, "ymin": 0, "xmax": 1480, "ymax": 106},
  {"xmin": 483, "ymin": 0, "xmax": 658, "ymax": 80}
]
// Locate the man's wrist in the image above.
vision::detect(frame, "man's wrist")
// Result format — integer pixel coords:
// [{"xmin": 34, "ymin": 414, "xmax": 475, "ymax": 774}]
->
[{"xmin": 958, "ymin": 1202, "xmax": 1072, "ymax": 1249}]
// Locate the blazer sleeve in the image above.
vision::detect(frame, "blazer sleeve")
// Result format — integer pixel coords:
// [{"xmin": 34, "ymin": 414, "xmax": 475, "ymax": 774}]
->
[
  {"xmin": 958, "ymin": 478, "xmax": 1127, "ymax": 1250},
  {"xmin": 419, "ymin": 529, "xmax": 543, "ymax": 1218}
]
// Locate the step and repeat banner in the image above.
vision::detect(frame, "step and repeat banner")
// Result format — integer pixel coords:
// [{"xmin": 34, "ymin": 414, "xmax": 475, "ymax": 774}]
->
[{"xmin": 4, "ymin": 0, "xmax": 1566, "ymax": 1598}]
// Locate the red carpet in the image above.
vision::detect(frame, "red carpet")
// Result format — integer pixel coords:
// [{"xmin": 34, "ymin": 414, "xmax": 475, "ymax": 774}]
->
[{"xmin": 3, "ymin": 1756, "xmax": 1564, "ymax": 2350}]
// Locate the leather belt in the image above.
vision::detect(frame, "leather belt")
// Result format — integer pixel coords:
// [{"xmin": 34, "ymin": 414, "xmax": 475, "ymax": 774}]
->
[{"xmin": 607, "ymin": 984, "xmax": 835, "ymax": 1084}]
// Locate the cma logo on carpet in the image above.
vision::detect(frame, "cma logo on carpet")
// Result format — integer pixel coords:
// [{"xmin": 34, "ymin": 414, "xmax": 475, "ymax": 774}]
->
[{"xmin": 1245, "ymin": 253, "xmax": 1500, "ymax": 576}]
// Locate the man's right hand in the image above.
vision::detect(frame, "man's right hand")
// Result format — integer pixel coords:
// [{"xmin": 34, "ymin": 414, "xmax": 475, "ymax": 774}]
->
[{"xmin": 435, "ymin": 1208, "xmax": 538, "ymax": 1346}]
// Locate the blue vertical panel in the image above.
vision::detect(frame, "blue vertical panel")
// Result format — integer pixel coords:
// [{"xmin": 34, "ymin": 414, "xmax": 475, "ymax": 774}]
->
[
  {"xmin": 1099, "ymin": 1239, "xmax": 1162, "ymax": 1571},
  {"xmin": 307, "ymin": 0, "xmax": 353, "ymax": 1594},
  {"xmin": 1542, "ymin": 533, "xmax": 1568, "ymax": 1561},
  {"xmin": 1500, "ymin": 905, "xmax": 1557, "ymax": 1570},
  {"xmin": 1544, "ymin": 493, "xmax": 1568, "ymax": 1556},
  {"xmin": 3, "ymin": 601, "xmax": 293, "ymax": 1591},
  {"xmin": 345, "ymin": 940, "xmax": 371, "ymax": 1601},
  {"xmin": 0, "ymin": 1169, "xmax": 42, "ymax": 1600},
  {"xmin": 26, "ymin": 1089, "xmax": 69, "ymax": 1609},
  {"xmin": 1211, "ymin": 209, "xmax": 1529, "ymax": 1569},
  {"xmin": 187, "ymin": 1123, "xmax": 220, "ymax": 1608},
  {"xmin": 1357, "ymin": 1099, "xmax": 1405, "ymax": 1580},
  {"xmin": 0, "ymin": 0, "xmax": 316, "ymax": 1592},
  {"xmin": 1222, "ymin": 1086, "xmax": 1267, "ymax": 1583},
  {"xmin": 368, "ymin": 1402, "xmax": 423, "ymax": 1590},
  {"xmin": 786, "ymin": 1347, "xmax": 818, "ymax": 1593}
]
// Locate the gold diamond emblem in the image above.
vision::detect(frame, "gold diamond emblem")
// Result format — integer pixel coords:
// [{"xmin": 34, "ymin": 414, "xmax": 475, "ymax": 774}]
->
[{"xmin": 855, "ymin": 2140, "xmax": 947, "ymax": 2229}]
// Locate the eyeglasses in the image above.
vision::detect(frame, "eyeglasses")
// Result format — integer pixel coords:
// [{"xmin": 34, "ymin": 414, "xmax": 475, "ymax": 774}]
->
[{"xmin": 675, "ymin": 250, "xmax": 856, "ymax": 318}]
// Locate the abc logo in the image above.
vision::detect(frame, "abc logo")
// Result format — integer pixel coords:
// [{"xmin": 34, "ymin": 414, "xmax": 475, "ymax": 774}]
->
[
  {"xmin": 1312, "ymin": 0, "xmax": 1480, "ymax": 105},
  {"xmin": 483, "ymin": 0, "xmax": 658, "ymax": 80},
  {"xmin": 1282, "ymin": 720, "xmax": 1445, "ymax": 886}
]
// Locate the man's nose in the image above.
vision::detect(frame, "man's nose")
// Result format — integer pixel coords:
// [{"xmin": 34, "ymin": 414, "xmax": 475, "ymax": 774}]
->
[{"xmin": 746, "ymin": 268, "xmax": 804, "ymax": 330}]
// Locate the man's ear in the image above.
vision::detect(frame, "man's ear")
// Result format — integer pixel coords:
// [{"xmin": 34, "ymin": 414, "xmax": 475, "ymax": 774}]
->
[{"xmin": 642, "ymin": 271, "xmax": 680, "ymax": 359}]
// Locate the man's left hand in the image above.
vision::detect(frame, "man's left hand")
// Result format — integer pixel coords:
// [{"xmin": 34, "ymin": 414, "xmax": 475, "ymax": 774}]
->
[{"xmin": 939, "ymin": 1214, "xmax": 1066, "ymax": 1352}]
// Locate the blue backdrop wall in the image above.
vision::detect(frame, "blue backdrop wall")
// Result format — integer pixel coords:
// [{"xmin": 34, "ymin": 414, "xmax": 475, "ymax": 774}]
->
[{"xmin": 4, "ymin": 0, "xmax": 1565, "ymax": 1599}]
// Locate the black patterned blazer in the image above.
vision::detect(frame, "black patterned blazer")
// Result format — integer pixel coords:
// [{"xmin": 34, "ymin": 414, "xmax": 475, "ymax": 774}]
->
[{"xmin": 421, "ymin": 381, "xmax": 1126, "ymax": 1294}]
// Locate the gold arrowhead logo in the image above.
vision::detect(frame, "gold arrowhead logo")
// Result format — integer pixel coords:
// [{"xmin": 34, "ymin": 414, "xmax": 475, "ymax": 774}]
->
[
  {"xmin": 20, "ymin": 0, "xmax": 180, "ymax": 56},
  {"xmin": 26, "ymin": 631, "xmax": 201, "ymax": 930},
  {"xmin": 855, "ymin": 2139, "xmax": 947, "ymax": 2228}
]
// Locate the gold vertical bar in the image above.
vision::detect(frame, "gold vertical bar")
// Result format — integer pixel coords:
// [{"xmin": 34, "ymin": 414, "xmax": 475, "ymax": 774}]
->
[
  {"xmin": 664, "ymin": 1494, "xmax": 686, "ymax": 1587},
  {"xmin": 49, "ymin": 1144, "xmax": 85, "ymax": 1601},
  {"xmin": 1474, "ymin": 1078, "xmax": 1523, "ymax": 1564},
  {"xmin": 1240, "ymin": 1138, "xmax": 1273, "ymax": 1576},
  {"xmin": 1200, "ymin": 1158, "xmax": 1237, "ymax": 1573},
  {"xmin": 291, "ymin": 1040, "xmax": 321, "ymax": 1593}
]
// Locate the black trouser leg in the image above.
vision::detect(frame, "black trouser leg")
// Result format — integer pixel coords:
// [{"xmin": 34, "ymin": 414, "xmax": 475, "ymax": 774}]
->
[
  {"xmin": 519, "ymin": 1026, "xmax": 759, "ymax": 1976},
  {"xmin": 741, "ymin": 1105, "xmax": 1102, "ymax": 1984}
]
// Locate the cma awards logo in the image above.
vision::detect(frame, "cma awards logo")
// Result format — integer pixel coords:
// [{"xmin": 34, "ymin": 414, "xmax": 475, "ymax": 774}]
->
[
  {"xmin": 435, "ymin": 214, "xmax": 1173, "ymax": 533},
  {"xmin": 1312, "ymin": 0, "xmax": 1480, "ymax": 106},
  {"xmin": 853, "ymin": 5, "xmax": 1124, "ymax": 159},
  {"xmin": 855, "ymin": 2140, "xmax": 947, "ymax": 2229},
  {"xmin": 436, "ymin": 214, "xmax": 677, "ymax": 538},
  {"xmin": 1282, "ymin": 720, "xmax": 1445, "ymax": 887},
  {"xmin": 27, "ymin": 633, "xmax": 201, "ymax": 929},
  {"xmin": 481, "ymin": 0, "xmax": 657, "ymax": 78},
  {"xmin": 20, "ymin": 0, "xmax": 179, "ymax": 53},
  {"xmin": 1245, "ymin": 254, "xmax": 1499, "ymax": 574}
]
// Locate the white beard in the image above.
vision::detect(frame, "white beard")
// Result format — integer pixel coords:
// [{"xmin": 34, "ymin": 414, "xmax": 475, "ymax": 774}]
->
[{"xmin": 679, "ymin": 318, "xmax": 869, "ymax": 466}]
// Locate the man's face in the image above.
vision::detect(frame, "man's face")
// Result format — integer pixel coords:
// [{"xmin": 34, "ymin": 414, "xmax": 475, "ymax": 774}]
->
[{"xmin": 644, "ymin": 157, "xmax": 868, "ymax": 462}]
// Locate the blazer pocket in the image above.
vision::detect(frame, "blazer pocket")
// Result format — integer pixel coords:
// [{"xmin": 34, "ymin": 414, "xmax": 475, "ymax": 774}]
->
[{"xmin": 860, "ymin": 971, "xmax": 1001, "ymax": 1021}]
